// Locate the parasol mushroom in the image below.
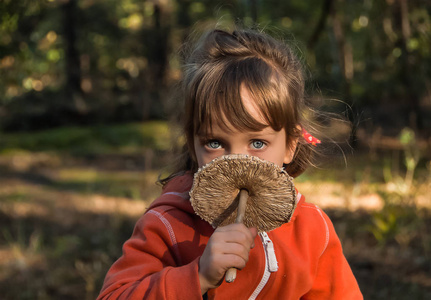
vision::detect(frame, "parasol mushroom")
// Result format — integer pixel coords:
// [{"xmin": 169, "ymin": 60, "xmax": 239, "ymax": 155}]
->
[{"xmin": 190, "ymin": 154, "xmax": 297, "ymax": 283}]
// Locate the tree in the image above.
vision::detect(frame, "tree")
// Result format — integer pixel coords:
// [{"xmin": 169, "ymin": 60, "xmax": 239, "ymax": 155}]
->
[{"xmin": 62, "ymin": 0, "xmax": 86, "ymax": 114}]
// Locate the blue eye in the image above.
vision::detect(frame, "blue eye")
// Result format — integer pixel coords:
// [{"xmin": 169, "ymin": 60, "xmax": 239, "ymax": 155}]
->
[
  {"xmin": 207, "ymin": 140, "xmax": 222, "ymax": 149},
  {"xmin": 251, "ymin": 140, "xmax": 265, "ymax": 149}
]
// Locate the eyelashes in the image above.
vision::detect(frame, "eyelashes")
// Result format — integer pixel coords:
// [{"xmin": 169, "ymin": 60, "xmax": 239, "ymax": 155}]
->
[
  {"xmin": 201, "ymin": 138, "xmax": 267, "ymax": 151},
  {"xmin": 206, "ymin": 140, "xmax": 222, "ymax": 149},
  {"xmin": 251, "ymin": 140, "xmax": 265, "ymax": 149}
]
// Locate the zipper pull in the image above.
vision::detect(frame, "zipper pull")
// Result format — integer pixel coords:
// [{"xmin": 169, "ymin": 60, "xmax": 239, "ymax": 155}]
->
[{"xmin": 260, "ymin": 232, "xmax": 278, "ymax": 272}]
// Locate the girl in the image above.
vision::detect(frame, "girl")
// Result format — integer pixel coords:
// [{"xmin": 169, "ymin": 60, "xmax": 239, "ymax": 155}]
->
[{"xmin": 97, "ymin": 28, "xmax": 363, "ymax": 299}]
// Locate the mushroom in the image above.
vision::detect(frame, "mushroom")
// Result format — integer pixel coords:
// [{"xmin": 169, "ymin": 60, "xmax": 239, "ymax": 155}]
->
[{"xmin": 190, "ymin": 154, "xmax": 297, "ymax": 283}]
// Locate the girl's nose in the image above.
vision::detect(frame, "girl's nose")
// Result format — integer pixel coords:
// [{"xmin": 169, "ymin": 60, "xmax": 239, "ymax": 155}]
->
[{"xmin": 227, "ymin": 145, "xmax": 248, "ymax": 156}]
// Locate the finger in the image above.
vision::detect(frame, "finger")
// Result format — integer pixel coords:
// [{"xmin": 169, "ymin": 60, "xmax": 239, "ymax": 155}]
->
[
  {"xmin": 215, "ymin": 253, "xmax": 248, "ymax": 271},
  {"xmin": 249, "ymin": 227, "xmax": 258, "ymax": 248},
  {"xmin": 201, "ymin": 249, "xmax": 248, "ymax": 279},
  {"xmin": 249, "ymin": 227, "xmax": 258, "ymax": 237},
  {"xmin": 216, "ymin": 224, "xmax": 256, "ymax": 245},
  {"xmin": 208, "ymin": 236, "xmax": 252, "ymax": 262},
  {"xmin": 219, "ymin": 241, "xmax": 251, "ymax": 261},
  {"xmin": 215, "ymin": 233, "xmax": 254, "ymax": 253}
]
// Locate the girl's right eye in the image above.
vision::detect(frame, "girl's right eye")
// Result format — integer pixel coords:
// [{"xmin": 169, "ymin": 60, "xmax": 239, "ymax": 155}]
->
[{"xmin": 206, "ymin": 140, "xmax": 222, "ymax": 149}]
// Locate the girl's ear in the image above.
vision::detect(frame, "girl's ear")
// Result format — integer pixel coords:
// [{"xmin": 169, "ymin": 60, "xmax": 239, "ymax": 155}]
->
[{"xmin": 283, "ymin": 137, "xmax": 299, "ymax": 165}]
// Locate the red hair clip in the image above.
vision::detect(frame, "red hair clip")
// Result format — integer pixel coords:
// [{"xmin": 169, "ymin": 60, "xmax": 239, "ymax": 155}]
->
[{"xmin": 302, "ymin": 128, "xmax": 321, "ymax": 146}]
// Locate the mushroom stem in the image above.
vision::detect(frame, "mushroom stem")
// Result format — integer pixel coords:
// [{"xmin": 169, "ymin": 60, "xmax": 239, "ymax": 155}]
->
[{"xmin": 225, "ymin": 189, "xmax": 248, "ymax": 283}]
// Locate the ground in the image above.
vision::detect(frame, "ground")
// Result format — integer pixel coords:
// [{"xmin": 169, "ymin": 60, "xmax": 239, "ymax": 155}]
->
[{"xmin": 0, "ymin": 128, "xmax": 430, "ymax": 299}]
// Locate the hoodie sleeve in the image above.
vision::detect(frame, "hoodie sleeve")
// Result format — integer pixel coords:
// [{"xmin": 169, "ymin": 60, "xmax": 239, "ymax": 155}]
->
[
  {"xmin": 96, "ymin": 210, "xmax": 203, "ymax": 300},
  {"xmin": 301, "ymin": 207, "xmax": 363, "ymax": 300}
]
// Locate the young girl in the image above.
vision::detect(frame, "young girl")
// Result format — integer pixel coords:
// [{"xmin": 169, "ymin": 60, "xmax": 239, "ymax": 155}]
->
[{"xmin": 97, "ymin": 28, "xmax": 363, "ymax": 299}]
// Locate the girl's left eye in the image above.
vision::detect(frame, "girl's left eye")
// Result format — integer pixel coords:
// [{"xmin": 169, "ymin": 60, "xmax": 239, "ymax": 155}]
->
[
  {"xmin": 251, "ymin": 140, "xmax": 266, "ymax": 149},
  {"xmin": 206, "ymin": 140, "xmax": 222, "ymax": 149}
]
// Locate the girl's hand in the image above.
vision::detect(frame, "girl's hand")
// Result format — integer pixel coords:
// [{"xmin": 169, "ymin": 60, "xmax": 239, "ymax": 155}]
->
[{"xmin": 198, "ymin": 224, "xmax": 258, "ymax": 294}]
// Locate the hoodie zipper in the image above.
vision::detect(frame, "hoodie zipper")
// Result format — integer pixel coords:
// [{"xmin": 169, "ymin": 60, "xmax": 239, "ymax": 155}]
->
[{"xmin": 248, "ymin": 232, "xmax": 278, "ymax": 300}]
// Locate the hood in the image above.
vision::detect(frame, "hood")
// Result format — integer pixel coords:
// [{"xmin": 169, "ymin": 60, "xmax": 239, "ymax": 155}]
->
[{"xmin": 146, "ymin": 173, "xmax": 195, "ymax": 214}]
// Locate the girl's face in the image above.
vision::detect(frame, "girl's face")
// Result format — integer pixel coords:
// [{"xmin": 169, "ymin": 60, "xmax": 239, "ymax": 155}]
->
[{"xmin": 193, "ymin": 86, "xmax": 297, "ymax": 168}]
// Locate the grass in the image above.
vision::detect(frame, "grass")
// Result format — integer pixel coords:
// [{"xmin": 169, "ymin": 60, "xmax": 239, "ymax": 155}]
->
[
  {"xmin": 0, "ymin": 122, "xmax": 430, "ymax": 299},
  {"xmin": 0, "ymin": 121, "xmax": 172, "ymax": 155}
]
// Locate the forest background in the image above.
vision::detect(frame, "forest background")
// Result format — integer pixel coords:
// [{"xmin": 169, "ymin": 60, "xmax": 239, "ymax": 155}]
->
[{"xmin": 0, "ymin": 0, "xmax": 431, "ymax": 299}]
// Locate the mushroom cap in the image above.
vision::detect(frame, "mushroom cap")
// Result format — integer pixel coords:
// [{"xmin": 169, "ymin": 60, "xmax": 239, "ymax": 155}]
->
[{"xmin": 190, "ymin": 154, "xmax": 297, "ymax": 233}]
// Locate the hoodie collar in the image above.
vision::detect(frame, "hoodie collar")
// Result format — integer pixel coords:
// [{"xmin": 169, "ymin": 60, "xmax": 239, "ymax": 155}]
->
[{"xmin": 146, "ymin": 173, "xmax": 195, "ymax": 214}]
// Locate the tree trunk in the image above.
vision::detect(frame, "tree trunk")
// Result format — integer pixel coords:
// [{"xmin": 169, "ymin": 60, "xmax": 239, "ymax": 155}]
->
[
  {"xmin": 176, "ymin": 0, "xmax": 192, "ymax": 41},
  {"xmin": 143, "ymin": 1, "xmax": 170, "ymax": 119},
  {"xmin": 249, "ymin": 0, "xmax": 258, "ymax": 24},
  {"xmin": 330, "ymin": 0, "xmax": 356, "ymax": 147},
  {"xmin": 395, "ymin": 0, "xmax": 423, "ymax": 130},
  {"xmin": 330, "ymin": 2, "xmax": 353, "ymax": 90},
  {"xmin": 307, "ymin": 0, "xmax": 334, "ymax": 50},
  {"xmin": 62, "ymin": 0, "xmax": 86, "ymax": 114}
]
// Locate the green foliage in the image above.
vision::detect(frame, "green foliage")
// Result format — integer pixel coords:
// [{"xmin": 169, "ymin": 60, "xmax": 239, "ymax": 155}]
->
[
  {"xmin": 52, "ymin": 168, "xmax": 161, "ymax": 199},
  {"xmin": 399, "ymin": 128, "xmax": 420, "ymax": 178},
  {"xmin": 0, "ymin": 121, "xmax": 171, "ymax": 155},
  {"xmin": 0, "ymin": 191, "xmax": 29, "ymax": 203},
  {"xmin": 368, "ymin": 202, "xmax": 423, "ymax": 248},
  {"xmin": 382, "ymin": 127, "xmax": 421, "ymax": 197},
  {"xmin": 1, "ymin": 0, "xmax": 430, "ymax": 131},
  {"xmin": 368, "ymin": 204, "xmax": 399, "ymax": 246},
  {"xmin": 368, "ymin": 127, "xmax": 427, "ymax": 249}
]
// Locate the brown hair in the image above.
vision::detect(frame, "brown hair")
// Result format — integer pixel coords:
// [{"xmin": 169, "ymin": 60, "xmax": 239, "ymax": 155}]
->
[{"xmin": 161, "ymin": 28, "xmax": 317, "ymax": 184}]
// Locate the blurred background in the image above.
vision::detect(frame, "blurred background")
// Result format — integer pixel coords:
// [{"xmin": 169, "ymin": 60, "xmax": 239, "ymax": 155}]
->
[{"xmin": 0, "ymin": 0, "xmax": 430, "ymax": 299}]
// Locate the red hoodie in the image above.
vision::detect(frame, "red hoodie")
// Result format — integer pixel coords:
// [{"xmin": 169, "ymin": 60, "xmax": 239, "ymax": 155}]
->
[{"xmin": 97, "ymin": 174, "xmax": 362, "ymax": 299}]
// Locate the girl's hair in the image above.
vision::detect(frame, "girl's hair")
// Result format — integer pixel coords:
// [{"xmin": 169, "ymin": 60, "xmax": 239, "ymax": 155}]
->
[{"xmin": 161, "ymin": 28, "xmax": 318, "ymax": 184}]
